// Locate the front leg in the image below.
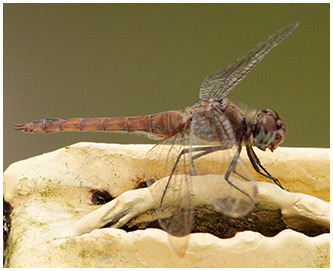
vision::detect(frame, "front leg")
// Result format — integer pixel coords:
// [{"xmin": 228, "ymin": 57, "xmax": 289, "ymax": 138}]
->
[{"xmin": 246, "ymin": 143, "xmax": 284, "ymax": 189}]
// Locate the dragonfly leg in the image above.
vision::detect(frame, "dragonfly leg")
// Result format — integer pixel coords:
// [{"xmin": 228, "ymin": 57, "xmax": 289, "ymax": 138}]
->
[
  {"xmin": 225, "ymin": 145, "xmax": 256, "ymax": 205},
  {"xmin": 159, "ymin": 144, "xmax": 258, "ymax": 208},
  {"xmin": 159, "ymin": 145, "xmax": 222, "ymax": 207},
  {"xmin": 159, "ymin": 147, "xmax": 195, "ymax": 207},
  {"xmin": 246, "ymin": 144, "xmax": 284, "ymax": 189},
  {"xmin": 190, "ymin": 146, "xmax": 223, "ymax": 160},
  {"xmin": 232, "ymin": 170, "xmax": 252, "ymax": 182},
  {"xmin": 190, "ymin": 146, "xmax": 224, "ymax": 175},
  {"xmin": 187, "ymin": 144, "xmax": 255, "ymax": 205},
  {"xmin": 190, "ymin": 153, "xmax": 197, "ymax": 176}
]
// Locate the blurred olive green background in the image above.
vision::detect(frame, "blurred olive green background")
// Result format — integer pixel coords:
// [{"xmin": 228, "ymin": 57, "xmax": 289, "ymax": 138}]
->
[{"xmin": 4, "ymin": 4, "xmax": 329, "ymax": 170}]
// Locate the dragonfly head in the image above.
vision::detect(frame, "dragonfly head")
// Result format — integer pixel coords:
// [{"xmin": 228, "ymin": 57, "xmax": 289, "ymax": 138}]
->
[{"xmin": 252, "ymin": 109, "xmax": 286, "ymax": 152}]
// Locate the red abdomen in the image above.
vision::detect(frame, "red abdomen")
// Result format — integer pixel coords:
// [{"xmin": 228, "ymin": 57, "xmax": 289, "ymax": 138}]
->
[{"xmin": 14, "ymin": 111, "xmax": 186, "ymax": 140}]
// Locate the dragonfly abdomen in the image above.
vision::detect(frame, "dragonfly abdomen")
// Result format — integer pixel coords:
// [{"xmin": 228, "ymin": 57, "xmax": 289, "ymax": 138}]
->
[{"xmin": 14, "ymin": 111, "xmax": 186, "ymax": 139}]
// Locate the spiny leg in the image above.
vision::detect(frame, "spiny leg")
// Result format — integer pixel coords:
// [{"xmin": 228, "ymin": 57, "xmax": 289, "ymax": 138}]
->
[
  {"xmin": 178, "ymin": 144, "xmax": 255, "ymax": 204},
  {"xmin": 208, "ymin": 108, "xmax": 255, "ymax": 196},
  {"xmin": 246, "ymin": 144, "xmax": 284, "ymax": 189},
  {"xmin": 225, "ymin": 145, "xmax": 256, "ymax": 205},
  {"xmin": 232, "ymin": 170, "xmax": 252, "ymax": 182},
  {"xmin": 159, "ymin": 146, "xmax": 218, "ymax": 207},
  {"xmin": 188, "ymin": 145, "xmax": 227, "ymax": 175},
  {"xmin": 159, "ymin": 143, "xmax": 256, "ymax": 208}
]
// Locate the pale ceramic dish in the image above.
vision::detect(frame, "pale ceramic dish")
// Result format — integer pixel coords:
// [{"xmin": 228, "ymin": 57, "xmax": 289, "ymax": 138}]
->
[{"xmin": 3, "ymin": 143, "xmax": 329, "ymax": 267}]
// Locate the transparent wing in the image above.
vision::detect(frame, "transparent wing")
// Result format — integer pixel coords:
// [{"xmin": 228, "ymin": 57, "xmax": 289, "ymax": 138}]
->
[
  {"xmin": 145, "ymin": 130, "xmax": 193, "ymax": 238},
  {"xmin": 199, "ymin": 23, "xmax": 299, "ymax": 101},
  {"xmin": 189, "ymin": 108, "xmax": 257, "ymax": 217},
  {"xmin": 144, "ymin": 106, "xmax": 257, "ymax": 255}
]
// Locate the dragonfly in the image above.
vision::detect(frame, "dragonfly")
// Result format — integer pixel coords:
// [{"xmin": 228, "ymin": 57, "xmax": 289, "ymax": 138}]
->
[{"xmin": 15, "ymin": 23, "xmax": 298, "ymax": 254}]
